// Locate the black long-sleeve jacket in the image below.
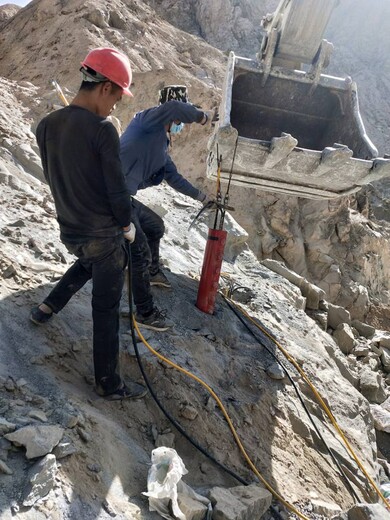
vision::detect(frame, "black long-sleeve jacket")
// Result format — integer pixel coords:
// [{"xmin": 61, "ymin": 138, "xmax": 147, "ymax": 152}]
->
[{"xmin": 36, "ymin": 105, "xmax": 131, "ymax": 239}]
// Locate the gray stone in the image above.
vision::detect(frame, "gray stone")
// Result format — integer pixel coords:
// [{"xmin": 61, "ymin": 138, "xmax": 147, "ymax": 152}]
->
[
  {"xmin": 380, "ymin": 396, "xmax": 390, "ymax": 413},
  {"xmin": 84, "ymin": 8, "xmax": 108, "ymax": 28},
  {"xmin": 374, "ymin": 331, "xmax": 390, "ymax": 349},
  {"xmin": 360, "ymin": 368, "xmax": 387, "ymax": 404},
  {"xmin": 323, "ymin": 264, "xmax": 341, "ymax": 284},
  {"xmin": 261, "ymin": 258, "xmax": 316, "ymax": 310},
  {"xmin": 370, "ymin": 404, "xmax": 390, "ymax": 433},
  {"xmin": 347, "ymin": 503, "xmax": 390, "ymax": 519},
  {"xmin": 353, "ymin": 344, "xmax": 370, "ymax": 358},
  {"xmin": 87, "ymin": 462, "xmax": 101, "ymax": 473},
  {"xmin": 155, "ymin": 433, "xmax": 175, "ymax": 448},
  {"xmin": 53, "ymin": 439, "xmax": 77, "ymax": 459},
  {"xmin": 180, "ymin": 405, "xmax": 198, "ymax": 421},
  {"xmin": 16, "ymin": 378, "xmax": 28, "ymax": 388},
  {"xmin": 323, "ymin": 343, "xmax": 359, "ymax": 388},
  {"xmin": 177, "ymin": 494, "xmax": 209, "ymax": 520},
  {"xmin": 381, "ymin": 348, "xmax": 390, "ymax": 373},
  {"xmin": 332, "ymin": 512, "xmax": 348, "ymax": 520},
  {"xmin": 77, "ymin": 427, "xmax": 91, "ymax": 443},
  {"xmin": 334, "ymin": 323, "xmax": 356, "ymax": 355},
  {"xmin": 208, "ymin": 483, "xmax": 272, "ymax": 520},
  {"xmin": 306, "ymin": 309, "xmax": 327, "ymax": 330},
  {"xmin": 300, "ymin": 280, "xmax": 326, "ymax": 310},
  {"xmin": 0, "ymin": 437, "xmax": 12, "ymax": 461},
  {"xmin": 10, "ymin": 143, "xmax": 45, "ymax": 183},
  {"xmin": 262, "ymin": 259, "xmax": 303, "ymax": 287},
  {"xmin": 64, "ymin": 413, "xmax": 79, "ymax": 428},
  {"xmin": 0, "ymin": 164, "xmax": 11, "ymax": 185},
  {"xmin": 288, "ymin": 412, "xmax": 311, "ymax": 441},
  {"xmin": 0, "ymin": 417, "xmax": 16, "ymax": 435},
  {"xmin": 319, "ymin": 299, "xmax": 329, "ymax": 312},
  {"xmin": 351, "ymin": 327, "xmax": 360, "ymax": 339},
  {"xmin": 28, "ymin": 410, "xmax": 48, "ymax": 423},
  {"xmin": 108, "ymin": 10, "xmax": 128, "ymax": 30},
  {"xmin": 221, "ymin": 212, "xmax": 249, "ymax": 261},
  {"xmin": 311, "ymin": 499, "xmax": 342, "ymax": 517},
  {"xmin": 266, "ymin": 363, "xmax": 285, "ymax": 380},
  {"xmin": 5, "ymin": 424, "xmax": 64, "ymax": 459},
  {"xmin": 371, "ymin": 343, "xmax": 384, "ymax": 357},
  {"xmin": 328, "ymin": 303, "xmax": 351, "ymax": 329},
  {"xmin": 351, "ymin": 320, "xmax": 375, "ymax": 339},
  {"xmin": 0, "ymin": 460, "xmax": 13, "ymax": 475},
  {"xmin": 367, "ymin": 355, "xmax": 381, "ymax": 371},
  {"xmin": 23, "ymin": 454, "xmax": 57, "ymax": 507},
  {"xmin": 4, "ymin": 377, "xmax": 16, "ymax": 390}
]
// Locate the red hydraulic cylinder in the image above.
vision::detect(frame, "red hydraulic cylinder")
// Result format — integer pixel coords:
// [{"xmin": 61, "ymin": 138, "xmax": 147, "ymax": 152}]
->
[{"xmin": 196, "ymin": 228, "xmax": 227, "ymax": 314}]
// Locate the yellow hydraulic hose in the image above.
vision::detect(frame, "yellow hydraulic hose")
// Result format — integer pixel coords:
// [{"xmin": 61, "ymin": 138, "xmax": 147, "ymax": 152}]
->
[
  {"xmin": 134, "ymin": 318, "xmax": 311, "ymax": 520},
  {"xmin": 223, "ymin": 296, "xmax": 390, "ymax": 511}
]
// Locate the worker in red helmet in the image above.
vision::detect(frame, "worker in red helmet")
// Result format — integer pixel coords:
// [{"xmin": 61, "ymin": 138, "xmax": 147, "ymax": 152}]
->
[{"xmin": 30, "ymin": 48, "xmax": 146, "ymax": 401}]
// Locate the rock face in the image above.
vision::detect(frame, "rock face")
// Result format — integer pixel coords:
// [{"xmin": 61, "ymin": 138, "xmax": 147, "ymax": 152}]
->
[
  {"xmin": 143, "ymin": 0, "xmax": 271, "ymax": 56},
  {"xmin": 232, "ymin": 191, "xmax": 390, "ymax": 324},
  {"xmin": 0, "ymin": 4, "xmax": 20, "ymax": 26},
  {"xmin": 326, "ymin": 0, "xmax": 390, "ymax": 157}
]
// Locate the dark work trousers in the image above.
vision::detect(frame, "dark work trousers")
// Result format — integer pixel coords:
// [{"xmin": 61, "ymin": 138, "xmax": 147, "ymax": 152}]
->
[
  {"xmin": 42, "ymin": 235, "xmax": 127, "ymax": 395},
  {"xmin": 131, "ymin": 198, "xmax": 165, "ymax": 315}
]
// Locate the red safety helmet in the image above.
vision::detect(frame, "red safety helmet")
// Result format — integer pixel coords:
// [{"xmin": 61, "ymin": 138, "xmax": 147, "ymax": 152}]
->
[{"xmin": 81, "ymin": 47, "xmax": 133, "ymax": 96}]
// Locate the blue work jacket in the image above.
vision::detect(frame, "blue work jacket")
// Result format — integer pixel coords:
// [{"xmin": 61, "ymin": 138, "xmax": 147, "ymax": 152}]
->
[{"xmin": 120, "ymin": 101, "xmax": 205, "ymax": 198}]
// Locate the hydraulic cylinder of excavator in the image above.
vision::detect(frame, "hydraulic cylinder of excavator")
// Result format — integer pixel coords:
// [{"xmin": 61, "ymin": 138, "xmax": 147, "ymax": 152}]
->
[{"xmin": 196, "ymin": 228, "xmax": 227, "ymax": 314}]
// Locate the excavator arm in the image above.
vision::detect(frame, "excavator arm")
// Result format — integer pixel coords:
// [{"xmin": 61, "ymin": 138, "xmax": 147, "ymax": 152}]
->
[
  {"xmin": 260, "ymin": 0, "xmax": 339, "ymax": 68},
  {"xmin": 207, "ymin": 0, "xmax": 390, "ymax": 200}
]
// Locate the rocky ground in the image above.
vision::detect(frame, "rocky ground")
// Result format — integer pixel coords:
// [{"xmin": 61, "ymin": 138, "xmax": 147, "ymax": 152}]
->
[{"xmin": 0, "ymin": 1, "xmax": 390, "ymax": 519}]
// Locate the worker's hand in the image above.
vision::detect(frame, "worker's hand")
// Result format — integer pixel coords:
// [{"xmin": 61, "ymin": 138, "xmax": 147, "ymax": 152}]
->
[
  {"xmin": 201, "ymin": 108, "xmax": 219, "ymax": 127},
  {"xmin": 197, "ymin": 191, "xmax": 215, "ymax": 206},
  {"xmin": 123, "ymin": 223, "xmax": 136, "ymax": 243},
  {"xmin": 210, "ymin": 108, "xmax": 219, "ymax": 127}
]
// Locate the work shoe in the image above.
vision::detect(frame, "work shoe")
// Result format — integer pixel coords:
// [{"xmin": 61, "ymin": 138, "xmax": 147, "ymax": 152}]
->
[
  {"xmin": 30, "ymin": 306, "xmax": 53, "ymax": 325},
  {"xmin": 135, "ymin": 307, "xmax": 172, "ymax": 332},
  {"xmin": 150, "ymin": 270, "xmax": 171, "ymax": 288},
  {"xmin": 97, "ymin": 381, "xmax": 147, "ymax": 401}
]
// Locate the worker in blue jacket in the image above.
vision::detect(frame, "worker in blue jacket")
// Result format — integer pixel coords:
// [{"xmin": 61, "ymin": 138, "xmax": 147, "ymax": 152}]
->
[{"xmin": 120, "ymin": 85, "xmax": 214, "ymax": 331}]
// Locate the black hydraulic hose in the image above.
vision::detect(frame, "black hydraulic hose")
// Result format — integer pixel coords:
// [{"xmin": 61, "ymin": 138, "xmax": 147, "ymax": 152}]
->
[
  {"xmin": 124, "ymin": 241, "xmax": 249, "ymax": 486},
  {"xmin": 213, "ymin": 148, "xmax": 223, "ymax": 230},
  {"xmin": 220, "ymin": 138, "xmax": 238, "ymax": 229},
  {"xmin": 224, "ymin": 297, "xmax": 360, "ymax": 503},
  {"xmin": 225, "ymin": 137, "xmax": 238, "ymax": 198}
]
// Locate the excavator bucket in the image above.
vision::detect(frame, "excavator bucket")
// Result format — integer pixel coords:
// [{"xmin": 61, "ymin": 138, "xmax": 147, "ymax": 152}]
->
[{"xmin": 207, "ymin": 1, "xmax": 390, "ymax": 199}]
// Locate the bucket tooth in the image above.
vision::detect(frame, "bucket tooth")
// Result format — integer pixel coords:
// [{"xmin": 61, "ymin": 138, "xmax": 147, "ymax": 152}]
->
[
  {"xmin": 264, "ymin": 132, "xmax": 298, "ymax": 168},
  {"xmin": 369, "ymin": 158, "xmax": 390, "ymax": 182},
  {"xmin": 313, "ymin": 145, "xmax": 353, "ymax": 177}
]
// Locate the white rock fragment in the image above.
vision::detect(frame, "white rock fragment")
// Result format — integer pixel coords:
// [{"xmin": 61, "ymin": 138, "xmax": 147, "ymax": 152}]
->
[
  {"xmin": 5, "ymin": 425, "xmax": 64, "ymax": 459},
  {"xmin": 208, "ymin": 483, "xmax": 272, "ymax": 520}
]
